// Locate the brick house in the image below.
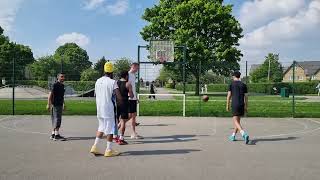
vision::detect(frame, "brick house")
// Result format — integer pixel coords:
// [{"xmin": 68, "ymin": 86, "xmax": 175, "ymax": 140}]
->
[{"xmin": 283, "ymin": 61, "xmax": 320, "ymax": 82}]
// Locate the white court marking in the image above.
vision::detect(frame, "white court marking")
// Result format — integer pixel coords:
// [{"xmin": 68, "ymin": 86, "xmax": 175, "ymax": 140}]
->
[{"xmin": 0, "ymin": 116, "xmax": 320, "ymax": 138}]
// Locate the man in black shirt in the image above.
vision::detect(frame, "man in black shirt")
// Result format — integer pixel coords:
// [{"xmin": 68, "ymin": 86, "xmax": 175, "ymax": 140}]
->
[
  {"xmin": 226, "ymin": 71, "xmax": 250, "ymax": 144},
  {"xmin": 47, "ymin": 73, "xmax": 66, "ymax": 141}
]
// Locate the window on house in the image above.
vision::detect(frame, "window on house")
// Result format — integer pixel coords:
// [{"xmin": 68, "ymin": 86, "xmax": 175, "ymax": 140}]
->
[
  {"xmin": 299, "ymin": 76, "xmax": 303, "ymax": 80},
  {"xmin": 289, "ymin": 76, "xmax": 293, "ymax": 80},
  {"xmin": 311, "ymin": 75, "xmax": 316, "ymax": 80}
]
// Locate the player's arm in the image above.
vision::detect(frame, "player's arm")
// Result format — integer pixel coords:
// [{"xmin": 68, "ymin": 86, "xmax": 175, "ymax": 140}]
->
[
  {"xmin": 47, "ymin": 92, "xmax": 53, "ymax": 111},
  {"xmin": 244, "ymin": 93, "xmax": 248, "ymax": 113},
  {"xmin": 126, "ymin": 82, "xmax": 134, "ymax": 98},
  {"xmin": 226, "ymin": 91, "xmax": 231, "ymax": 112}
]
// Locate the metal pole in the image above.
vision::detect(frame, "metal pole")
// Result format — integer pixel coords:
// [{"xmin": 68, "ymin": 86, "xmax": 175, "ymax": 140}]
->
[
  {"xmin": 12, "ymin": 53, "xmax": 15, "ymax": 115},
  {"xmin": 246, "ymin": 61, "xmax": 248, "ymax": 84},
  {"xmin": 137, "ymin": 45, "xmax": 141, "ymax": 94},
  {"xmin": 292, "ymin": 61, "xmax": 296, "ymax": 117},
  {"xmin": 183, "ymin": 45, "xmax": 186, "ymax": 94},
  {"xmin": 199, "ymin": 61, "xmax": 201, "ymax": 117}
]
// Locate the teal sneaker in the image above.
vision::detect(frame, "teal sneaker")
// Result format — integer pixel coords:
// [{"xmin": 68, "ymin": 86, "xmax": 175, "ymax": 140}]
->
[
  {"xmin": 242, "ymin": 133, "xmax": 250, "ymax": 144},
  {"xmin": 228, "ymin": 135, "xmax": 236, "ymax": 141}
]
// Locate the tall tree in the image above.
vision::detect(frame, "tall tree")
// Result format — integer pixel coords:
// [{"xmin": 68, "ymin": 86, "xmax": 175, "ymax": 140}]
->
[
  {"xmin": 28, "ymin": 56, "xmax": 58, "ymax": 80},
  {"xmin": 113, "ymin": 57, "xmax": 131, "ymax": 77},
  {"xmin": 250, "ymin": 53, "xmax": 283, "ymax": 83},
  {"xmin": 0, "ymin": 26, "xmax": 34, "ymax": 81},
  {"xmin": 54, "ymin": 43, "xmax": 92, "ymax": 80},
  {"xmin": 80, "ymin": 68, "xmax": 100, "ymax": 81},
  {"xmin": 141, "ymin": 0, "xmax": 243, "ymax": 95},
  {"xmin": 94, "ymin": 56, "xmax": 107, "ymax": 76}
]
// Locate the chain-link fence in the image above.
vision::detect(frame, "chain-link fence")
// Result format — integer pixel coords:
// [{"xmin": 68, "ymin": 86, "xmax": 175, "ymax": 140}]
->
[{"xmin": 1, "ymin": 59, "xmax": 319, "ymax": 117}]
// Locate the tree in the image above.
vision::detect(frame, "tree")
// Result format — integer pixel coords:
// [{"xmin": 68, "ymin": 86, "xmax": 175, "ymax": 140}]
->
[
  {"xmin": 0, "ymin": 26, "xmax": 34, "ymax": 81},
  {"xmin": 54, "ymin": 43, "xmax": 92, "ymax": 80},
  {"xmin": 141, "ymin": 0, "xmax": 243, "ymax": 95},
  {"xmin": 28, "ymin": 56, "xmax": 58, "ymax": 80},
  {"xmin": 80, "ymin": 68, "xmax": 100, "ymax": 81},
  {"xmin": 250, "ymin": 53, "xmax": 283, "ymax": 83},
  {"xmin": 94, "ymin": 56, "xmax": 107, "ymax": 76},
  {"xmin": 113, "ymin": 57, "xmax": 131, "ymax": 77}
]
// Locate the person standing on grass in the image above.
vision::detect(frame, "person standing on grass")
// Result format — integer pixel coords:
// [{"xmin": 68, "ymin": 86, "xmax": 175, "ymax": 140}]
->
[
  {"xmin": 316, "ymin": 82, "xmax": 320, "ymax": 96},
  {"xmin": 116, "ymin": 71, "xmax": 134, "ymax": 145},
  {"xmin": 128, "ymin": 63, "xmax": 143, "ymax": 139},
  {"xmin": 226, "ymin": 71, "xmax": 250, "ymax": 144},
  {"xmin": 90, "ymin": 62, "xmax": 122, "ymax": 157},
  {"xmin": 47, "ymin": 73, "xmax": 66, "ymax": 141},
  {"xmin": 149, "ymin": 81, "xmax": 156, "ymax": 99}
]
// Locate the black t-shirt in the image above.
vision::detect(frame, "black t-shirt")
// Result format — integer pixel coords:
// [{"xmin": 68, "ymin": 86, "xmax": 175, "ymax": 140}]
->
[
  {"xmin": 150, "ymin": 84, "xmax": 155, "ymax": 93},
  {"xmin": 52, "ymin": 82, "xmax": 65, "ymax": 106},
  {"xmin": 228, "ymin": 81, "xmax": 247, "ymax": 107},
  {"xmin": 117, "ymin": 80, "xmax": 129, "ymax": 101}
]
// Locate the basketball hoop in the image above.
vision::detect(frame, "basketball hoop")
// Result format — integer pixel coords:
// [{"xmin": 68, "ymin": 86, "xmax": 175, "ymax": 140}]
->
[{"xmin": 149, "ymin": 40, "xmax": 174, "ymax": 63}]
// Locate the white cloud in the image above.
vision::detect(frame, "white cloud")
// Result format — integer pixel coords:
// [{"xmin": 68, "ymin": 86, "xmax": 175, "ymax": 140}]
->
[
  {"xmin": 240, "ymin": 0, "xmax": 306, "ymax": 32},
  {"xmin": 56, "ymin": 32, "xmax": 90, "ymax": 47},
  {"xmin": 83, "ymin": 0, "xmax": 129, "ymax": 15},
  {"xmin": 0, "ymin": 0, "xmax": 24, "ymax": 32},
  {"xmin": 105, "ymin": 0, "xmax": 129, "ymax": 15},
  {"xmin": 239, "ymin": 0, "xmax": 320, "ymax": 64},
  {"xmin": 83, "ymin": 0, "xmax": 106, "ymax": 10}
]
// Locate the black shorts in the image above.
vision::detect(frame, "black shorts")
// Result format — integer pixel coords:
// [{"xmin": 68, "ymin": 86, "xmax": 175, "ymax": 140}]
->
[
  {"xmin": 128, "ymin": 100, "xmax": 137, "ymax": 113},
  {"xmin": 232, "ymin": 105, "xmax": 245, "ymax": 117},
  {"xmin": 117, "ymin": 100, "xmax": 129, "ymax": 120}
]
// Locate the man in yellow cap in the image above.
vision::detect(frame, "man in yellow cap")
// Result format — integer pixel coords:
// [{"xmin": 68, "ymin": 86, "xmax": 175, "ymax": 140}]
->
[{"xmin": 90, "ymin": 62, "xmax": 122, "ymax": 157}]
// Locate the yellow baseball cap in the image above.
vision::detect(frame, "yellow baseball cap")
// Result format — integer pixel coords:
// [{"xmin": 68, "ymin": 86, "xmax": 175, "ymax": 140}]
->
[{"xmin": 104, "ymin": 62, "xmax": 113, "ymax": 73}]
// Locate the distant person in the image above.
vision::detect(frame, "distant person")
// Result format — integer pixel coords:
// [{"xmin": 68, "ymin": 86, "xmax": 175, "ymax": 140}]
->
[
  {"xmin": 128, "ymin": 63, "xmax": 143, "ymax": 139},
  {"xmin": 316, "ymin": 83, "xmax": 320, "ymax": 96},
  {"xmin": 47, "ymin": 73, "xmax": 66, "ymax": 141},
  {"xmin": 116, "ymin": 71, "xmax": 134, "ymax": 145},
  {"xmin": 149, "ymin": 81, "xmax": 156, "ymax": 99},
  {"xmin": 226, "ymin": 71, "xmax": 250, "ymax": 144},
  {"xmin": 90, "ymin": 62, "xmax": 122, "ymax": 157}
]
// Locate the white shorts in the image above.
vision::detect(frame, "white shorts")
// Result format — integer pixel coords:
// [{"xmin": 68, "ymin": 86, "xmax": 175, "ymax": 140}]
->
[{"xmin": 97, "ymin": 117, "xmax": 115, "ymax": 135}]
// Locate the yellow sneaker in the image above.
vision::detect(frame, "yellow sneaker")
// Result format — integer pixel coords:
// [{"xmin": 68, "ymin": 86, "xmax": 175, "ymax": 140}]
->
[
  {"xmin": 90, "ymin": 146, "xmax": 100, "ymax": 155},
  {"xmin": 104, "ymin": 149, "xmax": 120, "ymax": 157}
]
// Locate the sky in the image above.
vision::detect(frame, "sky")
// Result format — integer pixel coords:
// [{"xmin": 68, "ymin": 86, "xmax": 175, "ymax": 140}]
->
[{"xmin": 1, "ymin": 0, "xmax": 320, "ymax": 77}]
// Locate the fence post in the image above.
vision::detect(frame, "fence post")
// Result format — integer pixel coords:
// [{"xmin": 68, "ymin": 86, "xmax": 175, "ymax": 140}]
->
[
  {"xmin": 137, "ymin": 45, "xmax": 140, "ymax": 94},
  {"xmin": 245, "ymin": 61, "xmax": 248, "ymax": 84},
  {"xmin": 12, "ymin": 54, "xmax": 15, "ymax": 116},
  {"xmin": 198, "ymin": 61, "xmax": 202, "ymax": 117},
  {"xmin": 292, "ymin": 61, "xmax": 296, "ymax": 118}
]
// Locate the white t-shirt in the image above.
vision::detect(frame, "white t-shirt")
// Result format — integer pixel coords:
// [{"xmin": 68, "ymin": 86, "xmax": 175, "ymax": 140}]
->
[
  {"xmin": 128, "ymin": 72, "xmax": 137, "ymax": 100},
  {"xmin": 95, "ymin": 76, "xmax": 118, "ymax": 118}
]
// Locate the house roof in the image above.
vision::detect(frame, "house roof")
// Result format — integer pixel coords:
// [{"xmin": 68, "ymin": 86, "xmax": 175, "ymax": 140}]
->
[{"xmin": 284, "ymin": 61, "xmax": 320, "ymax": 75}]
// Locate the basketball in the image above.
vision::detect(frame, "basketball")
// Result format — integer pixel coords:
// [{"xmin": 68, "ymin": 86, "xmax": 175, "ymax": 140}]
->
[{"xmin": 202, "ymin": 95, "xmax": 209, "ymax": 102}]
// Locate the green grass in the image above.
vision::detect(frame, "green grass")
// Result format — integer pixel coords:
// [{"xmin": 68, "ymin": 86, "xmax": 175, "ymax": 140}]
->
[{"xmin": 0, "ymin": 97, "xmax": 319, "ymax": 118}]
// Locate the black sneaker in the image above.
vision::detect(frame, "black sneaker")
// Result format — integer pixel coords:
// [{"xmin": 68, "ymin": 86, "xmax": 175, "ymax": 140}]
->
[
  {"xmin": 54, "ymin": 134, "xmax": 67, "ymax": 141},
  {"xmin": 50, "ymin": 134, "xmax": 55, "ymax": 140},
  {"xmin": 135, "ymin": 122, "xmax": 140, "ymax": 126}
]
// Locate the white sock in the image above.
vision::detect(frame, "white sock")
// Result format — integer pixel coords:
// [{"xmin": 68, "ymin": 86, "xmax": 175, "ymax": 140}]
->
[
  {"xmin": 106, "ymin": 141, "xmax": 112, "ymax": 151},
  {"xmin": 232, "ymin": 132, "xmax": 236, "ymax": 136},
  {"xmin": 119, "ymin": 135, "xmax": 124, "ymax": 140},
  {"xmin": 93, "ymin": 137, "xmax": 101, "ymax": 146},
  {"xmin": 240, "ymin": 130, "xmax": 245, "ymax": 136},
  {"xmin": 51, "ymin": 131, "xmax": 55, "ymax": 135},
  {"xmin": 54, "ymin": 130, "xmax": 59, "ymax": 135}
]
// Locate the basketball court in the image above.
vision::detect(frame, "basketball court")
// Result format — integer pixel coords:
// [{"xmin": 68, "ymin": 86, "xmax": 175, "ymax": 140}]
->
[{"xmin": 1, "ymin": 115, "xmax": 320, "ymax": 180}]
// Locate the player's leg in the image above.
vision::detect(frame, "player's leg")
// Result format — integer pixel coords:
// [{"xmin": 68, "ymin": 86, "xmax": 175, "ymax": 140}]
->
[
  {"xmin": 90, "ymin": 117, "xmax": 105, "ymax": 155},
  {"xmin": 51, "ymin": 106, "xmax": 65, "ymax": 141},
  {"xmin": 235, "ymin": 115, "xmax": 250, "ymax": 144},
  {"xmin": 229, "ymin": 116, "xmax": 240, "ymax": 141},
  {"xmin": 129, "ymin": 100, "xmax": 143, "ymax": 139},
  {"xmin": 104, "ymin": 118, "xmax": 120, "ymax": 157},
  {"xmin": 118, "ymin": 119, "xmax": 128, "ymax": 145}
]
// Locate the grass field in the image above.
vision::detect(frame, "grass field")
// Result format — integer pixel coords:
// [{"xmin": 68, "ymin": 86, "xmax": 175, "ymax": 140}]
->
[{"xmin": 0, "ymin": 95, "xmax": 319, "ymax": 117}]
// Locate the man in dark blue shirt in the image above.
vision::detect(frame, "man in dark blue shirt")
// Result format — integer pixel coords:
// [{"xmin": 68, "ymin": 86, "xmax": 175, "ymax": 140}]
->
[
  {"xmin": 47, "ymin": 73, "xmax": 66, "ymax": 141},
  {"xmin": 226, "ymin": 71, "xmax": 249, "ymax": 144}
]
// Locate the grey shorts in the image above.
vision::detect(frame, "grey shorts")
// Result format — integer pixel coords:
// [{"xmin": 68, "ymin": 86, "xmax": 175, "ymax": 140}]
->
[{"xmin": 51, "ymin": 106, "xmax": 63, "ymax": 129}]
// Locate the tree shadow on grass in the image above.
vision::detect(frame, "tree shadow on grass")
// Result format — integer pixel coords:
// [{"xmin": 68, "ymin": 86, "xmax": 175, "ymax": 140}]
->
[{"xmin": 248, "ymin": 136, "xmax": 298, "ymax": 145}]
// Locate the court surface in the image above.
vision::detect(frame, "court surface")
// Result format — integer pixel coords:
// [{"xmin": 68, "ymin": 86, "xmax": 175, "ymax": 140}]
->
[{"xmin": 0, "ymin": 115, "xmax": 320, "ymax": 180}]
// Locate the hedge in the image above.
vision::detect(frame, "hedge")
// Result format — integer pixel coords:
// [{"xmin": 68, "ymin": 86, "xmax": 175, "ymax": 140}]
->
[
  {"xmin": 13, "ymin": 80, "xmax": 95, "ymax": 91},
  {"xmin": 176, "ymin": 81, "xmax": 320, "ymax": 95}
]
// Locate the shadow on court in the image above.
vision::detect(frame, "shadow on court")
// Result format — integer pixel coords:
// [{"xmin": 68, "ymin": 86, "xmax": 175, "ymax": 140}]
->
[
  {"xmin": 67, "ymin": 136, "xmax": 96, "ymax": 141},
  {"xmin": 138, "ymin": 124, "xmax": 176, "ymax": 127},
  {"xmin": 121, "ymin": 149, "xmax": 201, "ymax": 156},
  {"xmin": 248, "ymin": 136, "xmax": 298, "ymax": 145}
]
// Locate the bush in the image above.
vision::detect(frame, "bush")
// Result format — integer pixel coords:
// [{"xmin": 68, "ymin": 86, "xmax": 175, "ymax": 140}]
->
[{"xmin": 14, "ymin": 80, "xmax": 96, "ymax": 91}]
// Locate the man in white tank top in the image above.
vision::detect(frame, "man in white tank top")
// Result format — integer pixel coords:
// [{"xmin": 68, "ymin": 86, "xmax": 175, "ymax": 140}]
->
[{"xmin": 90, "ymin": 62, "xmax": 122, "ymax": 157}]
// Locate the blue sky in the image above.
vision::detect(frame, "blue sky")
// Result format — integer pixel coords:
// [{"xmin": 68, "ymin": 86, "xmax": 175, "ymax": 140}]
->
[{"xmin": 1, "ymin": 0, "xmax": 320, "ymax": 72}]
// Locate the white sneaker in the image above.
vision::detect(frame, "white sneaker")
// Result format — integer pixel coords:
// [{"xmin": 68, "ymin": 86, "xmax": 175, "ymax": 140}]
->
[{"xmin": 131, "ymin": 133, "xmax": 144, "ymax": 139}]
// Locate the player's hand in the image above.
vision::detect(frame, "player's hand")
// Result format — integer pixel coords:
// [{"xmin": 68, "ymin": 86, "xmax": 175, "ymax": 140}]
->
[
  {"xmin": 226, "ymin": 105, "xmax": 230, "ymax": 112},
  {"xmin": 46, "ymin": 104, "xmax": 51, "ymax": 112}
]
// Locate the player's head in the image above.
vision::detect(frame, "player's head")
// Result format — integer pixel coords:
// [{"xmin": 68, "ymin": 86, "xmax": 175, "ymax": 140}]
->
[
  {"xmin": 57, "ymin": 73, "xmax": 65, "ymax": 83},
  {"xmin": 104, "ymin": 62, "xmax": 114, "ymax": 79},
  {"xmin": 130, "ymin": 62, "xmax": 139, "ymax": 73},
  {"xmin": 232, "ymin": 71, "xmax": 241, "ymax": 79},
  {"xmin": 120, "ymin": 71, "xmax": 129, "ymax": 81}
]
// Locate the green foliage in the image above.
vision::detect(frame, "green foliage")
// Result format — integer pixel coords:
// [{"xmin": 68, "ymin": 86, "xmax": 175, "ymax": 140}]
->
[
  {"xmin": 28, "ymin": 56, "xmax": 58, "ymax": 80},
  {"xmin": 113, "ymin": 58, "xmax": 131, "ymax": 77},
  {"xmin": 141, "ymin": 0, "xmax": 243, "ymax": 95},
  {"xmin": 0, "ymin": 26, "xmax": 35, "ymax": 81},
  {"xmin": 54, "ymin": 43, "xmax": 91, "ymax": 80},
  {"xmin": 94, "ymin": 56, "xmax": 107, "ymax": 76},
  {"xmin": 80, "ymin": 68, "xmax": 100, "ymax": 81},
  {"xmin": 250, "ymin": 53, "xmax": 283, "ymax": 83}
]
